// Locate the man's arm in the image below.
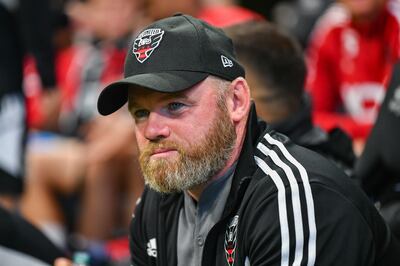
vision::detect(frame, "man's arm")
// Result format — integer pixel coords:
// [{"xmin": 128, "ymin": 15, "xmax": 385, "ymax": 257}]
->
[{"xmin": 244, "ymin": 184, "xmax": 378, "ymax": 265}]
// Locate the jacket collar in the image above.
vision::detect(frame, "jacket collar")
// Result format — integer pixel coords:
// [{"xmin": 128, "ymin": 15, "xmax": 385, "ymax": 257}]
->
[
  {"xmin": 222, "ymin": 102, "xmax": 267, "ymax": 215},
  {"xmin": 232, "ymin": 102, "xmax": 264, "ymax": 180}
]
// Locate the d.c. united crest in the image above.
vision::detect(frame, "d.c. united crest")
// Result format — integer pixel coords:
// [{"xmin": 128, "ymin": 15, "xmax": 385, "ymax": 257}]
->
[
  {"xmin": 133, "ymin": 28, "xmax": 164, "ymax": 63},
  {"xmin": 225, "ymin": 215, "xmax": 239, "ymax": 266}
]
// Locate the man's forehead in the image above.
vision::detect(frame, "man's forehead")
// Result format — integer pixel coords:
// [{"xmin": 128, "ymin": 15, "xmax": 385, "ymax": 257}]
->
[
  {"xmin": 127, "ymin": 76, "xmax": 223, "ymax": 108},
  {"xmin": 128, "ymin": 86, "xmax": 189, "ymax": 105}
]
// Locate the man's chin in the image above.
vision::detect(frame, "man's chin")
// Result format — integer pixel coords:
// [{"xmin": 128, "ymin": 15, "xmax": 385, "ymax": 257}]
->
[
  {"xmin": 145, "ymin": 174, "xmax": 209, "ymax": 194},
  {"xmin": 146, "ymin": 182, "xmax": 185, "ymax": 194}
]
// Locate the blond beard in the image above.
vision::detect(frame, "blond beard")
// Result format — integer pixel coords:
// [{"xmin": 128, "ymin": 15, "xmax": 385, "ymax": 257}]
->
[{"xmin": 138, "ymin": 103, "xmax": 236, "ymax": 194}]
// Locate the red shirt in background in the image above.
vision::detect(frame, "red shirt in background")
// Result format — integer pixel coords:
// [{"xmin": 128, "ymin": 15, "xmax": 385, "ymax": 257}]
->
[{"xmin": 306, "ymin": 1, "xmax": 400, "ymax": 140}]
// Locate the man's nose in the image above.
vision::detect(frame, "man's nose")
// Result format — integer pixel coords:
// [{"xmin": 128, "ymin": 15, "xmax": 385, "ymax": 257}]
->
[{"xmin": 143, "ymin": 112, "xmax": 170, "ymax": 140}]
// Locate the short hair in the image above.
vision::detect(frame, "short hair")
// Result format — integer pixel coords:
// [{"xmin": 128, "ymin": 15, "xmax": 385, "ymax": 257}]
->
[{"xmin": 224, "ymin": 21, "xmax": 306, "ymax": 101}]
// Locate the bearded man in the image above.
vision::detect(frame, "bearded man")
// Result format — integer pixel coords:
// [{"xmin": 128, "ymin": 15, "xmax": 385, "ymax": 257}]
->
[{"xmin": 90, "ymin": 14, "xmax": 400, "ymax": 266}]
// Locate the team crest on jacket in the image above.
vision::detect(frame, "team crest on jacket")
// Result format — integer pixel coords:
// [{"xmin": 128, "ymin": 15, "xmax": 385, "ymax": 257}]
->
[
  {"xmin": 225, "ymin": 215, "xmax": 239, "ymax": 266},
  {"xmin": 133, "ymin": 28, "xmax": 164, "ymax": 63}
]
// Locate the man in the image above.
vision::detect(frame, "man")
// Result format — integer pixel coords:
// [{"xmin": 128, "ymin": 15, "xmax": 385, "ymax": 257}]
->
[
  {"xmin": 224, "ymin": 21, "xmax": 355, "ymax": 176},
  {"xmin": 95, "ymin": 14, "xmax": 398, "ymax": 265},
  {"xmin": 306, "ymin": 0, "xmax": 400, "ymax": 141}
]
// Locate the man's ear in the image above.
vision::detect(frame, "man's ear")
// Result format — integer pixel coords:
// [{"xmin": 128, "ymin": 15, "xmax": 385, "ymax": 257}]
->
[{"xmin": 227, "ymin": 77, "xmax": 251, "ymax": 123}]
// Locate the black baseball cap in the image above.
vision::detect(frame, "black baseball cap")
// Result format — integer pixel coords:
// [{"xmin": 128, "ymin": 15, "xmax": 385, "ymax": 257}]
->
[{"xmin": 97, "ymin": 13, "xmax": 245, "ymax": 115}]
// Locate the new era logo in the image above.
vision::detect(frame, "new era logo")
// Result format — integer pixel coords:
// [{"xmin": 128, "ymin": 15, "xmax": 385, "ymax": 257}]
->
[
  {"xmin": 147, "ymin": 238, "xmax": 157, "ymax": 258},
  {"xmin": 221, "ymin": 55, "xmax": 233, "ymax": 68}
]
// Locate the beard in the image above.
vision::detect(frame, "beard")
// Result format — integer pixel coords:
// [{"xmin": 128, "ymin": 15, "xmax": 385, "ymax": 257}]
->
[{"xmin": 138, "ymin": 103, "xmax": 237, "ymax": 194}]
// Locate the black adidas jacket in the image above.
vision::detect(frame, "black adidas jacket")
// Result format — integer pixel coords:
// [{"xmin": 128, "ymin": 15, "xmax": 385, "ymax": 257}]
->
[{"xmin": 130, "ymin": 105, "xmax": 399, "ymax": 266}]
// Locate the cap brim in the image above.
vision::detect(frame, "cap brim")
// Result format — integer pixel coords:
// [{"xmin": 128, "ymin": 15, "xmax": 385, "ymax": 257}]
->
[{"xmin": 97, "ymin": 71, "xmax": 209, "ymax": 115}]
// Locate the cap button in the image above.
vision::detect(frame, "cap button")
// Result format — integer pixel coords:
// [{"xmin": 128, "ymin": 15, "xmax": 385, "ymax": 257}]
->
[{"xmin": 173, "ymin": 12, "xmax": 183, "ymax": 16}]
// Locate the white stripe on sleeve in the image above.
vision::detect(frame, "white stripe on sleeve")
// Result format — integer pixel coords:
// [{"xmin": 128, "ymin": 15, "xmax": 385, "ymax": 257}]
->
[
  {"xmin": 257, "ymin": 142, "xmax": 304, "ymax": 266},
  {"xmin": 265, "ymin": 134, "xmax": 317, "ymax": 266},
  {"xmin": 254, "ymin": 156, "xmax": 290, "ymax": 266}
]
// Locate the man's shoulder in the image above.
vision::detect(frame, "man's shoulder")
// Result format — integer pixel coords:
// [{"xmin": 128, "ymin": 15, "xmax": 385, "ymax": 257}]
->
[
  {"xmin": 251, "ymin": 129, "xmax": 380, "ymax": 223},
  {"xmin": 253, "ymin": 130, "xmax": 345, "ymax": 181},
  {"xmin": 251, "ymin": 130, "xmax": 362, "ymax": 207}
]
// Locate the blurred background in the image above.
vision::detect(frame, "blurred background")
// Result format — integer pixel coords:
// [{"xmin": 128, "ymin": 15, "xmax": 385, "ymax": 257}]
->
[{"xmin": 1, "ymin": 0, "xmax": 400, "ymax": 265}]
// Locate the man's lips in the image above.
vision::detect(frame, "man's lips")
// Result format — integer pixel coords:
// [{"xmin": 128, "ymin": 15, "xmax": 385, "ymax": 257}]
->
[{"xmin": 150, "ymin": 148, "xmax": 177, "ymax": 157}]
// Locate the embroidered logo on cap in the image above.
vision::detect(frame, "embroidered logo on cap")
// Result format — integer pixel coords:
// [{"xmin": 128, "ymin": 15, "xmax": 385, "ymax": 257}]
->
[
  {"xmin": 221, "ymin": 55, "xmax": 233, "ymax": 68},
  {"xmin": 133, "ymin": 28, "xmax": 164, "ymax": 63}
]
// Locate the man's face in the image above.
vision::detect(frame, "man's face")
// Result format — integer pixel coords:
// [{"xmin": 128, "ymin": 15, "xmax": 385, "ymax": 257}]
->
[{"xmin": 128, "ymin": 78, "xmax": 237, "ymax": 193}]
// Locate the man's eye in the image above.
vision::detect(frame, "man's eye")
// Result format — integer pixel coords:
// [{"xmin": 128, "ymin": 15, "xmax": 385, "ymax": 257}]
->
[
  {"xmin": 167, "ymin": 102, "xmax": 185, "ymax": 112},
  {"xmin": 133, "ymin": 109, "xmax": 150, "ymax": 119}
]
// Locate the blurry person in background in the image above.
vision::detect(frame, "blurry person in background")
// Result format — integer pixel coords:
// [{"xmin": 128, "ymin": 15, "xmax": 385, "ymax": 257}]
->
[
  {"xmin": 269, "ymin": 0, "xmax": 334, "ymax": 48},
  {"xmin": 225, "ymin": 21, "xmax": 355, "ymax": 176},
  {"xmin": 144, "ymin": 0, "xmax": 264, "ymax": 28},
  {"xmin": 66, "ymin": 3, "xmax": 147, "ymax": 246},
  {"xmin": 0, "ymin": 0, "xmax": 61, "ymax": 208},
  {"xmin": 0, "ymin": 0, "xmax": 65, "ymax": 263},
  {"xmin": 144, "ymin": 0, "xmax": 200, "ymax": 20},
  {"xmin": 355, "ymin": 60, "xmax": 400, "ymax": 239},
  {"xmin": 306, "ymin": 0, "xmax": 400, "ymax": 153},
  {"xmin": 19, "ymin": 0, "xmax": 146, "ymax": 259}
]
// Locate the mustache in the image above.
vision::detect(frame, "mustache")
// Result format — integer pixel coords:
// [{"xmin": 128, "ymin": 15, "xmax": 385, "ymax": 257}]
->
[{"xmin": 139, "ymin": 141, "xmax": 182, "ymax": 159}]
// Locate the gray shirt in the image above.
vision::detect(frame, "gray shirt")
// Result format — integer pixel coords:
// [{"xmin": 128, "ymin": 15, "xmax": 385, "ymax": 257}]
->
[{"xmin": 177, "ymin": 165, "xmax": 236, "ymax": 266}]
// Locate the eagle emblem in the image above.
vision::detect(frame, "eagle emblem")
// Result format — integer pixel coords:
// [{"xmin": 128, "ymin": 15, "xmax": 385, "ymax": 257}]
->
[
  {"xmin": 225, "ymin": 215, "xmax": 239, "ymax": 266},
  {"xmin": 133, "ymin": 28, "xmax": 164, "ymax": 63}
]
